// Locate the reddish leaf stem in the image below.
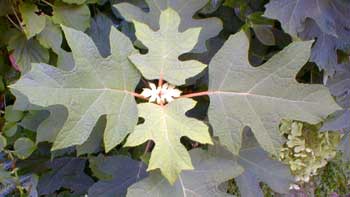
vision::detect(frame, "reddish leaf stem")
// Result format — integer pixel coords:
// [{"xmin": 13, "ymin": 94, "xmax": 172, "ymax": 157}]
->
[
  {"xmin": 126, "ymin": 91, "xmax": 148, "ymax": 101},
  {"xmin": 179, "ymin": 91, "xmax": 213, "ymax": 98},
  {"xmin": 158, "ymin": 71, "xmax": 164, "ymax": 106}
]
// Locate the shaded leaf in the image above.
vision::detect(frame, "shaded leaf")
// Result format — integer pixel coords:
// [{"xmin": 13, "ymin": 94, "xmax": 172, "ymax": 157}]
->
[
  {"xmin": 37, "ymin": 18, "xmax": 74, "ymax": 70},
  {"xmin": 321, "ymin": 109, "xmax": 350, "ymax": 131},
  {"xmin": 264, "ymin": 0, "xmax": 350, "ymax": 74},
  {"xmin": 52, "ymin": 2, "xmax": 91, "ymax": 31},
  {"xmin": 76, "ymin": 116, "xmax": 105, "ymax": 156},
  {"xmin": 0, "ymin": 135, "xmax": 7, "ymax": 151},
  {"xmin": 125, "ymin": 98, "xmax": 212, "ymax": 184},
  {"xmin": 19, "ymin": 3, "xmax": 46, "ymax": 39},
  {"xmin": 327, "ymin": 63, "xmax": 350, "ymax": 108},
  {"xmin": 208, "ymin": 31, "xmax": 340, "ymax": 155},
  {"xmin": 19, "ymin": 110, "xmax": 49, "ymax": 131},
  {"xmin": 4, "ymin": 105, "xmax": 24, "ymax": 122},
  {"xmin": 88, "ymin": 155, "xmax": 148, "ymax": 197},
  {"xmin": 38, "ymin": 158, "xmax": 94, "ymax": 195},
  {"xmin": 252, "ymin": 24, "xmax": 275, "ymax": 46},
  {"xmin": 234, "ymin": 129, "xmax": 293, "ymax": 196},
  {"xmin": 127, "ymin": 148, "xmax": 243, "ymax": 197},
  {"xmin": 14, "ymin": 137, "xmax": 36, "ymax": 159},
  {"xmin": 7, "ymin": 31, "xmax": 49, "ymax": 73},
  {"xmin": 87, "ymin": 13, "xmax": 114, "ymax": 57}
]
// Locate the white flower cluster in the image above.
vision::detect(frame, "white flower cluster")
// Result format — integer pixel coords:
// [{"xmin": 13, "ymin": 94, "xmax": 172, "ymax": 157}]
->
[{"xmin": 141, "ymin": 82, "xmax": 182, "ymax": 104}]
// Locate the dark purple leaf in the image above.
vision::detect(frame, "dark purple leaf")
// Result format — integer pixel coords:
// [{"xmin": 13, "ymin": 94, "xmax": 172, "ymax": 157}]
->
[
  {"xmin": 38, "ymin": 157, "xmax": 94, "ymax": 195},
  {"xmin": 88, "ymin": 155, "xmax": 148, "ymax": 197}
]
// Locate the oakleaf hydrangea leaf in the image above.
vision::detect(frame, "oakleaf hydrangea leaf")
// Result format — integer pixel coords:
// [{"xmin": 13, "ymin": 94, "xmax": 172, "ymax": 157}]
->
[
  {"xmin": 327, "ymin": 63, "xmax": 350, "ymax": 108},
  {"xmin": 88, "ymin": 155, "xmax": 148, "ymax": 197},
  {"xmin": 38, "ymin": 158, "xmax": 94, "ymax": 195},
  {"xmin": 114, "ymin": 0, "xmax": 222, "ymax": 53},
  {"xmin": 10, "ymin": 26, "xmax": 140, "ymax": 152},
  {"xmin": 264, "ymin": 0, "xmax": 350, "ymax": 74},
  {"xmin": 87, "ymin": 13, "xmax": 114, "ymax": 58},
  {"xmin": 234, "ymin": 129, "xmax": 293, "ymax": 196},
  {"xmin": 127, "ymin": 148, "xmax": 243, "ymax": 197},
  {"xmin": 264, "ymin": 0, "xmax": 340, "ymax": 37},
  {"xmin": 208, "ymin": 30, "xmax": 340, "ymax": 156},
  {"xmin": 129, "ymin": 8, "xmax": 206, "ymax": 85},
  {"xmin": 125, "ymin": 98, "xmax": 213, "ymax": 184}
]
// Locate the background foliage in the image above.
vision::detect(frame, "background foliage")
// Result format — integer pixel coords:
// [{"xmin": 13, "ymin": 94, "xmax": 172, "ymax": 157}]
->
[{"xmin": 0, "ymin": 0, "xmax": 349, "ymax": 196}]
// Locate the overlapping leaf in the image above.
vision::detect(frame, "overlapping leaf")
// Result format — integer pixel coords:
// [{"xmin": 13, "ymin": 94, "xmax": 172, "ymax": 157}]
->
[
  {"xmin": 327, "ymin": 63, "xmax": 350, "ymax": 109},
  {"xmin": 127, "ymin": 148, "xmax": 243, "ymax": 197},
  {"xmin": 7, "ymin": 30, "xmax": 49, "ymax": 73},
  {"xmin": 211, "ymin": 129, "xmax": 293, "ymax": 196},
  {"xmin": 114, "ymin": 0, "xmax": 222, "ymax": 53},
  {"xmin": 264, "ymin": 0, "xmax": 350, "ymax": 74},
  {"xmin": 37, "ymin": 158, "xmax": 94, "ymax": 195},
  {"xmin": 125, "ymin": 98, "xmax": 212, "ymax": 184},
  {"xmin": 52, "ymin": 1, "xmax": 91, "ymax": 31},
  {"xmin": 129, "ymin": 8, "xmax": 206, "ymax": 85},
  {"xmin": 88, "ymin": 155, "xmax": 148, "ymax": 197},
  {"xmin": 208, "ymin": 30, "xmax": 340, "ymax": 156},
  {"xmin": 10, "ymin": 26, "xmax": 140, "ymax": 152},
  {"xmin": 37, "ymin": 18, "xmax": 74, "ymax": 70},
  {"xmin": 19, "ymin": 3, "xmax": 46, "ymax": 39}
]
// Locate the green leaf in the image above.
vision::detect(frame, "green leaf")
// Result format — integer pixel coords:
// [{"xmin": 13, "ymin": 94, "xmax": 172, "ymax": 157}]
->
[
  {"xmin": 4, "ymin": 105, "xmax": 24, "ymax": 122},
  {"xmin": 19, "ymin": 3, "xmax": 46, "ymax": 39},
  {"xmin": 127, "ymin": 148, "xmax": 243, "ymax": 196},
  {"xmin": 76, "ymin": 116, "xmax": 105, "ymax": 156},
  {"xmin": 0, "ymin": 135, "xmax": 7, "ymax": 151},
  {"xmin": 7, "ymin": 31, "xmax": 49, "ymax": 73},
  {"xmin": 114, "ymin": 0, "xmax": 222, "ymax": 53},
  {"xmin": 208, "ymin": 31, "xmax": 340, "ymax": 156},
  {"xmin": 14, "ymin": 137, "xmax": 36, "ymax": 159},
  {"xmin": 10, "ymin": 26, "xmax": 140, "ymax": 152},
  {"xmin": 19, "ymin": 110, "xmax": 49, "ymax": 131},
  {"xmin": 129, "ymin": 8, "xmax": 206, "ymax": 85},
  {"xmin": 125, "ymin": 98, "xmax": 212, "ymax": 184},
  {"xmin": 3, "ymin": 122, "xmax": 18, "ymax": 137},
  {"xmin": 35, "ymin": 106, "xmax": 66, "ymax": 143},
  {"xmin": 52, "ymin": 2, "xmax": 91, "ymax": 31},
  {"xmin": 37, "ymin": 18, "xmax": 74, "ymax": 70}
]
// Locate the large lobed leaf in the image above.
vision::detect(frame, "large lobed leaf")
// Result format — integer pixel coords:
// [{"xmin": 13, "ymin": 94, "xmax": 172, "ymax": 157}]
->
[
  {"xmin": 127, "ymin": 148, "xmax": 243, "ymax": 197},
  {"xmin": 208, "ymin": 30, "xmax": 340, "ymax": 156},
  {"xmin": 125, "ymin": 98, "xmax": 212, "ymax": 184},
  {"xmin": 129, "ymin": 8, "xmax": 207, "ymax": 85},
  {"xmin": 114, "ymin": 0, "xmax": 222, "ymax": 53},
  {"xmin": 233, "ymin": 129, "xmax": 293, "ymax": 196},
  {"xmin": 10, "ymin": 26, "xmax": 140, "ymax": 152},
  {"xmin": 38, "ymin": 158, "xmax": 94, "ymax": 195},
  {"xmin": 264, "ymin": 0, "xmax": 350, "ymax": 74},
  {"xmin": 88, "ymin": 155, "xmax": 148, "ymax": 197}
]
